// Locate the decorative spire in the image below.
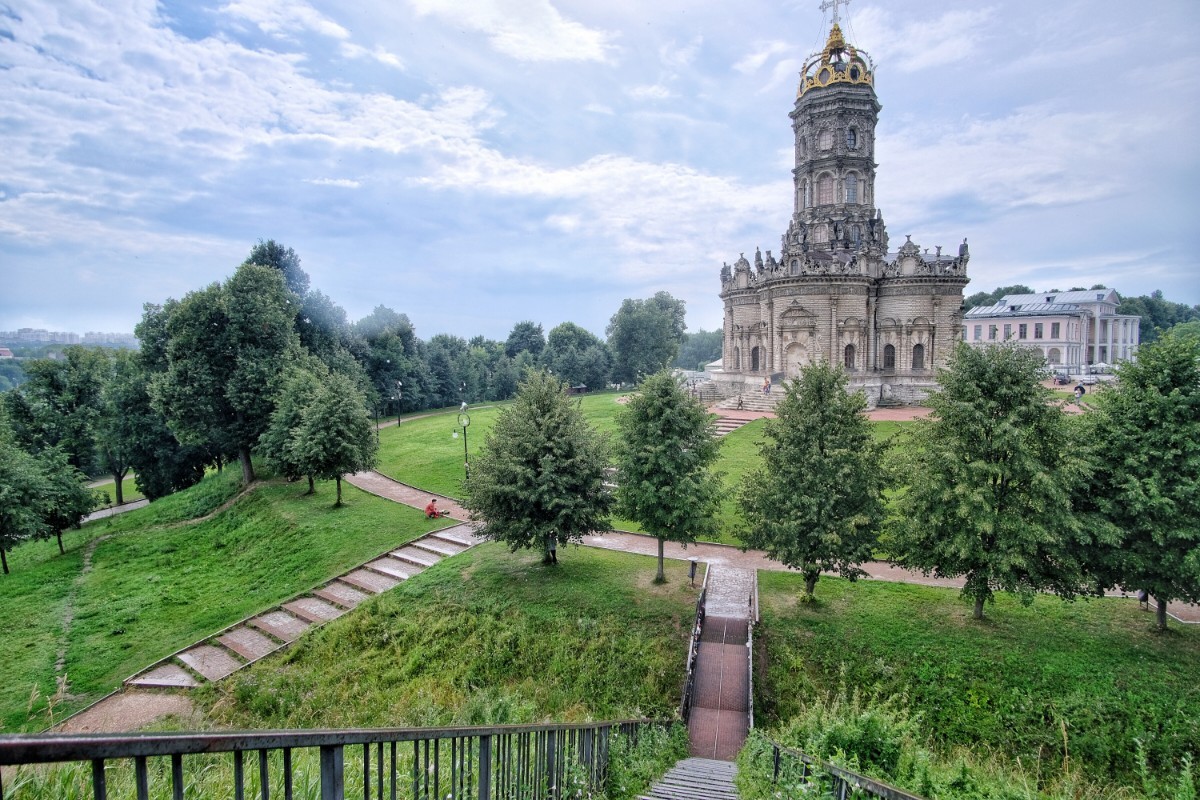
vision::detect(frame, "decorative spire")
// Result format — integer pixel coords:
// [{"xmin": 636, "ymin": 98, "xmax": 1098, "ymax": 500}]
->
[{"xmin": 819, "ymin": 0, "xmax": 851, "ymax": 26}]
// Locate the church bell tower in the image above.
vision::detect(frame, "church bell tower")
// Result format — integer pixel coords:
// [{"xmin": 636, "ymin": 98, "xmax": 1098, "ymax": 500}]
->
[{"xmin": 783, "ymin": 2, "xmax": 888, "ymax": 270}]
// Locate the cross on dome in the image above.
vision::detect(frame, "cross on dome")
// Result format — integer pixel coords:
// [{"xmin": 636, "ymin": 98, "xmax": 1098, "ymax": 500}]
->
[{"xmin": 819, "ymin": 0, "xmax": 851, "ymax": 25}]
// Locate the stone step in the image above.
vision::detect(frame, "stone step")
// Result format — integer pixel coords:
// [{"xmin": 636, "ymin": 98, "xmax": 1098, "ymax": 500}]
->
[
  {"xmin": 365, "ymin": 558, "xmax": 416, "ymax": 581},
  {"xmin": 217, "ymin": 626, "xmax": 281, "ymax": 661},
  {"xmin": 314, "ymin": 580, "xmax": 370, "ymax": 609},
  {"xmin": 283, "ymin": 597, "xmax": 346, "ymax": 624},
  {"xmin": 178, "ymin": 644, "xmax": 243, "ymax": 683},
  {"xmin": 431, "ymin": 525, "xmax": 481, "ymax": 548},
  {"xmin": 340, "ymin": 568, "xmax": 401, "ymax": 594},
  {"xmin": 126, "ymin": 663, "xmax": 198, "ymax": 689},
  {"xmin": 390, "ymin": 546, "xmax": 441, "ymax": 568},
  {"xmin": 247, "ymin": 610, "xmax": 312, "ymax": 642},
  {"xmin": 412, "ymin": 539, "xmax": 462, "ymax": 558}
]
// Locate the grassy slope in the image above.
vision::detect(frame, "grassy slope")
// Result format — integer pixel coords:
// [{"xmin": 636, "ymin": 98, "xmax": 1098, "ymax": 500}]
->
[
  {"xmin": 755, "ymin": 570, "xmax": 1200, "ymax": 784},
  {"xmin": 201, "ymin": 544, "xmax": 697, "ymax": 728},
  {"xmin": 2, "ymin": 470, "xmax": 451, "ymax": 732},
  {"xmin": 89, "ymin": 475, "xmax": 144, "ymax": 507}
]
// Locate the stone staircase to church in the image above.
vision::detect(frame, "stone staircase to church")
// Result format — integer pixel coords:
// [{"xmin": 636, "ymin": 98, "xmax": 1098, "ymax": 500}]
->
[{"xmin": 713, "ymin": 391, "xmax": 781, "ymax": 413}]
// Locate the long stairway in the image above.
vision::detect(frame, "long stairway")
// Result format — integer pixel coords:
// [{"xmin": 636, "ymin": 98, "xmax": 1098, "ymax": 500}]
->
[{"xmin": 639, "ymin": 757, "xmax": 738, "ymax": 800}]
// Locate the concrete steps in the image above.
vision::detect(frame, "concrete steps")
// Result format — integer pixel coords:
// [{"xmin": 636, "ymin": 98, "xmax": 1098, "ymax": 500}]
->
[
  {"xmin": 711, "ymin": 417, "xmax": 751, "ymax": 437},
  {"xmin": 638, "ymin": 758, "xmax": 738, "ymax": 800},
  {"xmin": 124, "ymin": 523, "xmax": 480, "ymax": 692}
]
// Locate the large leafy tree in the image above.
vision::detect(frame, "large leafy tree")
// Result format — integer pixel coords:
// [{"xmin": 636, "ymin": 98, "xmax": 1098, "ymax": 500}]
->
[
  {"xmin": 463, "ymin": 370, "xmax": 612, "ymax": 563},
  {"xmin": 1115, "ymin": 290, "xmax": 1200, "ymax": 345},
  {"xmin": 607, "ymin": 292, "xmax": 687, "ymax": 384},
  {"xmin": 505, "ymin": 320, "xmax": 546, "ymax": 359},
  {"xmin": 1075, "ymin": 330, "xmax": 1200, "ymax": 630},
  {"xmin": 544, "ymin": 322, "xmax": 610, "ymax": 389},
  {"xmin": 291, "ymin": 372, "xmax": 378, "ymax": 507},
  {"xmin": 887, "ymin": 343, "xmax": 1090, "ymax": 620},
  {"xmin": 738, "ymin": 363, "xmax": 887, "ymax": 599},
  {"xmin": 93, "ymin": 349, "xmax": 139, "ymax": 504},
  {"xmin": 260, "ymin": 357, "xmax": 328, "ymax": 495},
  {"xmin": 151, "ymin": 265, "xmax": 299, "ymax": 484},
  {"xmin": 243, "ymin": 238, "xmax": 310, "ymax": 297},
  {"xmin": 614, "ymin": 370, "xmax": 722, "ymax": 582},
  {"xmin": 0, "ymin": 440, "xmax": 47, "ymax": 574},
  {"xmin": 34, "ymin": 447, "xmax": 99, "ymax": 555}
]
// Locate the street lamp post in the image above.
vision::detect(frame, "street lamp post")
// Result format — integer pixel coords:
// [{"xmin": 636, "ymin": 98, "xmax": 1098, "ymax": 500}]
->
[
  {"xmin": 395, "ymin": 380, "xmax": 403, "ymax": 425},
  {"xmin": 457, "ymin": 402, "xmax": 471, "ymax": 480}
]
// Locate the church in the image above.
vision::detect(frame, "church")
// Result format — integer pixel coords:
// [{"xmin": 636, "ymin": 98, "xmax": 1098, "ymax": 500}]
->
[{"xmin": 712, "ymin": 5, "xmax": 970, "ymax": 407}]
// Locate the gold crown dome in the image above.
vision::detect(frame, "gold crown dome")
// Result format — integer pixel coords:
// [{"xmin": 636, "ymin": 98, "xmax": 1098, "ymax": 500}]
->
[{"xmin": 797, "ymin": 23, "xmax": 874, "ymax": 98}]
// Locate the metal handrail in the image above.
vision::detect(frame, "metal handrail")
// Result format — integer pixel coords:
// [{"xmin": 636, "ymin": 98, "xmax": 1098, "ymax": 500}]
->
[
  {"xmin": 678, "ymin": 565, "xmax": 709, "ymax": 722},
  {"xmin": 766, "ymin": 736, "xmax": 927, "ymax": 800},
  {"xmin": 0, "ymin": 718, "xmax": 666, "ymax": 800}
]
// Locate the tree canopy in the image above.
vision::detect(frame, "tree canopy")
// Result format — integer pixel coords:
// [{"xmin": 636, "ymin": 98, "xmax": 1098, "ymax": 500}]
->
[
  {"xmin": 887, "ymin": 343, "xmax": 1090, "ymax": 619},
  {"xmin": 1074, "ymin": 329, "xmax": 1200, "ymax": 629},
  {"xmin": 738, "ymin": 362, "xmax": 887, "ymax": 599},
  {"xmin": 614, "ymin": 370, "xmax": 722, "ymax": 582},
  {"xmin": 505, "ymin": 320, "xmax": 546, "ymax": 359},
  {"xmin": 607, "ymin": 292, "xmax": 687, "ymax": 384},
  {"xmin": 463, "ymin": 371, "xmax": 612, "ymax": 563}
]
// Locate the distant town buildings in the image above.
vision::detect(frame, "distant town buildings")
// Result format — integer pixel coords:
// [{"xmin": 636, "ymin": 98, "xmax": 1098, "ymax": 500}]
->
[
  {"xmin": 0, "ymin": 328, "xmax": 138, "ymax": 348},
  {"xmin": 963, "ymin": 289, "xmax": 1139, "ymax": 371}
]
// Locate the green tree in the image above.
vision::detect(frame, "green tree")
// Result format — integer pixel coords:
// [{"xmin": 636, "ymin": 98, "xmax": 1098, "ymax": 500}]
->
[
  {"xmin": 260, "ymin": 358, "xmax": 326, "ymax": 494},
  {"xmin": 614, "ymin": 370, "xmax": 723, "ymax": 582},
  {"xmin": 243, "ymin": 238, "xmax": 310, "ymax": 297},
  {"xmin": 738, "ymin": 363, "xmax": 887, "ymax": 599},
  {"xmin": 0, "ymin": 440, "xmax": 47, "ymax": 574},
  {"xmin": 151, "ymin": 265, "xmax": 300, "ymax": 484},
  {"xmin": 962, "ymin": 284, "xmax": 1035, "ymax": 310},
  {"xmin": 505, "ymin": 320, "xmax": 546, "ymax": 359},
  {"xmin": 674, "ymin": 329, "xmax": 724, "ymax": 371},
  {"xmin": 1076, "ymin": 330, "xmax": 1200, "ymax": 630},
  {"xmin": 1115, "ymin": 290, "xmax": 1200, "ymax": 345},
  {"xmin": 887, "ymin": 343, "xmax": 1088, "ymax": 620},
  {"xmin": 463, "ymin": 371, "xmax": 612, "ymax": 563},
  {"xmin": 34, "ymin": 447, "xmax": 99, "ymax": 555},
  {"xmin": 93, "ymin": 349, "xmax": 139, "ymax": 504},
  {"xmin": 543, "ymin": 322, "xmax": 610, "ymax": 389},
  {"xmin": 291, "ymin": 372, "xmax": 378, "ymax": 506},
  {"xmin": 607, "ymin": 292, "xmax": 687, "ymax": 384}
]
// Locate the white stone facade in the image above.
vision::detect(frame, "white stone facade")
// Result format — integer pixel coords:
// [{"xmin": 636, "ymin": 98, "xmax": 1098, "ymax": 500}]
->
[{"xmin": 964, "ymin": 289, "xmax": 1140, "ymax": 370}]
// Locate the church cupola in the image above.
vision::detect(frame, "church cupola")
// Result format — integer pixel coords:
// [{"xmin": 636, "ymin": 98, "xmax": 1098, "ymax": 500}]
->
[{"xmin": 785, "ymin": 0, "xmax": 886, "ymax": 260}]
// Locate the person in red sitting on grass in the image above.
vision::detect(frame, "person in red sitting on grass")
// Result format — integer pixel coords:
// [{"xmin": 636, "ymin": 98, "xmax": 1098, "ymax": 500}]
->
[{"xmin": 425, "ymin": 499, "xmax": 439, "ymax": 519}]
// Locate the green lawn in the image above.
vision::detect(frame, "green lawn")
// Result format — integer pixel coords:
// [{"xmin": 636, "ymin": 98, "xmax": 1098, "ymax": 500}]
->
[
  {"xmin": 754, "ymin": 570, "xmax": 1200, "ymax": 790},
  {"xmin": 200, "ymin": 544, "xmax": 698, "ymax": 728},
  {"xmin": 1, "ymin": 469, "xmax": 453, "ymax": 732},
  {"xmin": 89, "ymin": 474, "xmax": 144, "ymax": 506}
]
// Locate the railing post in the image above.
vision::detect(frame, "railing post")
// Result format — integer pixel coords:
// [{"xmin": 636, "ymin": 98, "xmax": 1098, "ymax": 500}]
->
[
  {"xmin": 772, "ymin": 744, "xmax": 780, "ymax": 782},
  {"xmin": 478, "ymin": 735, "xmax": 492, "ymax": 800},
  {"xmin": 91, "ymin": 758, "xmax": 107, "ymax": 800},
  {"xmin": 320, "ymin": 744, "xmax": 344, "ymax": 800}
]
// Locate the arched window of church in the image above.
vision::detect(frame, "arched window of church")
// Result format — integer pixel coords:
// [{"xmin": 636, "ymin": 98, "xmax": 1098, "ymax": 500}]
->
[
  {"xmin": 883, "ymin": 344, "xmax": 895, "ymax": 369},
  {"xmin": 791, "ymin": 258, "xmax": 800, "ymax": 275},
  {"xmin": 846, "ymin": 128, "xmax": 857, "ymax": 149},
  {"xmin": 851, "ymin": 225, "xmax": 861, "ymax": 245},
  {"xmin": 800, "ymin": 180, "xmax": 809, "ymax": 209},
  {"xmin": 814, "ymin": 225, "xmax": 829, "ymax": 243},
  {"xmin": 818, "ymin": 175, "xmax": 833, "ymax": 205},
  {"xmin": 844, "ymin": 344, "xmax": 856, "ymax": 370},
  {"xmin": 845, "ymin": 174, "xmax": 858, "ymax": 204},
  {"xmin": 912, "ymin": 343, "xmax": 925, "ymax": 370},
  {"xmin": 799, "ymin": 137, "xmax": 807, "ymax": 158},
  {"xmin": 819, "ymin": 130, "xmax": 833, "ymax": 150}
]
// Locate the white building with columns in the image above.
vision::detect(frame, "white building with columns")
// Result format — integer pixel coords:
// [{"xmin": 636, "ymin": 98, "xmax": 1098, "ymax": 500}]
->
[{"xmin": 963, "ymin": 289, "xmax": 1139, "ymax": 370}]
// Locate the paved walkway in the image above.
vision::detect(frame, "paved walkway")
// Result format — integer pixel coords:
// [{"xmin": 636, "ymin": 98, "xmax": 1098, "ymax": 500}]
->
[{"xmin": 639, "ymin": 757, "xmax": 737, "ymax": 800}]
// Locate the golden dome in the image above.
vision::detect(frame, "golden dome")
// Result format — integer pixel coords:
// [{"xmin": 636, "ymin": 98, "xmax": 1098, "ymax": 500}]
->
[{"xmin": 797, "ymin": 23, "xmax": 874, "ymax": 98}]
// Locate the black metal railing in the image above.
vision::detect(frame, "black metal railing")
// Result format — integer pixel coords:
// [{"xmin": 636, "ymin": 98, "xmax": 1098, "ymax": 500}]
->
[
  {"xmin": 678, "ymin": 572, "xmax": 708, "ymax": 723},
  {"xmin": 0, "ymin": 719, "xmax": 663, "ymax": 800},
  {"xmin": 766, "ymin": 737, "xmax": 925, "ymax": 800}
]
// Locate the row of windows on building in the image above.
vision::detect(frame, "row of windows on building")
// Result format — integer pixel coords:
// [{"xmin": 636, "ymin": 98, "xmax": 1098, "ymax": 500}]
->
[
  {"xmin": 965, "ymin": 322, "xmax": 1068, "ymax": 342},
  {"xmin": 800, "ymin": 173, "xmax": 865, "ymax": 208},
  {"xmin": 843, "ymin": 343, "xmax": 924, "ymax": 370},
  {"xmin": 801, "ymin": 128, "xmax": 860, "ymax": 157}
]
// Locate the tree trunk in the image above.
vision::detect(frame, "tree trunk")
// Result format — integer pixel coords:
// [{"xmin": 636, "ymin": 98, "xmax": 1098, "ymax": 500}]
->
[
  {"xmin": 1, "ymin": 546, "xmax": 8, "ymax": 574},
  {"xmin": 804, "ymin": 571, "xmax": 819, "ymax": 598},
  {"xmin": 335, "ymin": 476, "xmax": 343, "ymax": 507},
  {"xmin": 655, "ymin": 537, "xmax": 666, "ymax": 583},
  {"xmin": 1156, "ymin": 597, "xmax": 1168, "ymax": 631},
  {"xmin": 307, "ymin": 475, "xmax": 315, "ymax": 495},
  {"xmin": 56, "ymin": 530, "xmax": 65, "ymax": 555},
  {"xmin": 239, "ymin": 447, "xmax": 255, "ymax": 484},
  {"xmin": 973, "ymin": 595, "xmax": 985, "ymax": 620},
  {"xmin": 113, "ymin": 469, "xmax": 127, "ymax": 506}
]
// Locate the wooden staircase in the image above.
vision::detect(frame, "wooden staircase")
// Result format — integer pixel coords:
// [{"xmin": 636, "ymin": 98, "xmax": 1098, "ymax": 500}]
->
[{"xmin": 638, "ymin": 757, "xmax": 738, "ymax": 800}]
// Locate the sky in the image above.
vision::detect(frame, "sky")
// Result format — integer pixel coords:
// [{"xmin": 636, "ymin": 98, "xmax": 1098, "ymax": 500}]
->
[{"xmin": 2, "ymin": 0, "xmax": 1198, "ymax": 342}]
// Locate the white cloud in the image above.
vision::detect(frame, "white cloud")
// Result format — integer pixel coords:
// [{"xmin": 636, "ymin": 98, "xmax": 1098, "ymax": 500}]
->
[
  {"xmin": 408, "ymin": 0, "xmax": 614, "ymax": 62},
  {"xmin": 306, "ymin": 178, "xmax": 362, "ymax": 188},
  {"xmin": 849, "ymin": 6, "xmax": 994, "ymax": 72},
  {"xmin": 583, "ymin": 103, "xmax": 614, "ymax": 115},
  {"xmin": 627, "ymin": 84, "xmax": 673, "ymax": 101},
  {"xmin": 660, "ymin": 36, "xmax": 703, "ymax": 69},
  {"xmin": 340, "ymin": 42, "xmax": 405, "ymax": 69},
  {"xmin": 733, "ymin": 40, "xmax": 790, "ymax": 75},
  {"xmin": 222, "ymin": 0, "xmax": 350, "ymax": 40}
]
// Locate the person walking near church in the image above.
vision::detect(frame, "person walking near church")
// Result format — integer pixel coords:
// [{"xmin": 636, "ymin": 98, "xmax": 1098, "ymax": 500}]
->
[{"xmin": 762, "ymin": 377, "xmax": 771, "ymax": 396}]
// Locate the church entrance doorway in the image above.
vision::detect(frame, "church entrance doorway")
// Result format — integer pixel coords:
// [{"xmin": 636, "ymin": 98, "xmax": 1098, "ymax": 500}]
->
[{"xmin": 751, "ymin": 346, "xmax": 763, "ymax": 372}]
